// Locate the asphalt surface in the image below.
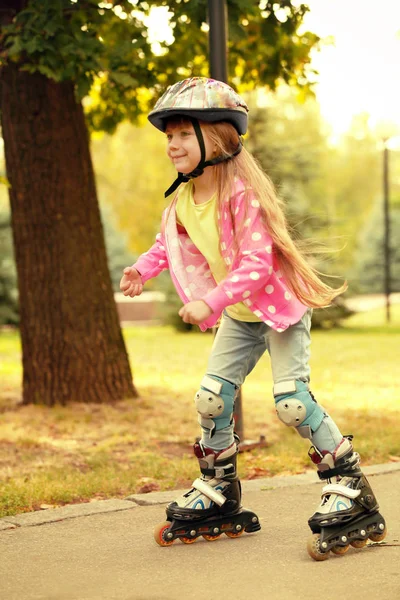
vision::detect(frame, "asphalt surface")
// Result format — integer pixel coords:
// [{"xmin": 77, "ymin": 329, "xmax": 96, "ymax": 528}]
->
[{"xmin": 1, "ymin": 464, "xmax": 399, "ymax": 600}]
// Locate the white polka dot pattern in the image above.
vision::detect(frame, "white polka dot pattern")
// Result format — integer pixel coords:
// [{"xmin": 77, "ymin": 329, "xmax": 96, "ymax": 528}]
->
[{"xmin": 134, "ymin": 182, "xmax": 310, "ymax": 335}]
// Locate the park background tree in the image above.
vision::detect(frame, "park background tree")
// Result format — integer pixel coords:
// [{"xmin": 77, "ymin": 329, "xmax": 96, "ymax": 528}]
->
[{"xmin": 0, "ymin": 0, "xmax": 320, "ymax": 405}]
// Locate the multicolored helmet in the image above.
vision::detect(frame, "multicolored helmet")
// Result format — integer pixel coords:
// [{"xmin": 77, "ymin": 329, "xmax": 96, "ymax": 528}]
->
[
  {"xmin": 148, "ymin": 78, "xmax": 248, "ymax": 197},
  {"xmin": 148, "ymin": 77, "xmax": 248, "ymax": 135}
]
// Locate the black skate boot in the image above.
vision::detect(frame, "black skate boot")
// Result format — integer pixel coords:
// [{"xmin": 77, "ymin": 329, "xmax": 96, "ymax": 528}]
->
[
  {"xmin": 306, "ymin": 437, "xmax": 386, "ymax": 561},
  {"xmin": 153, "ymin": 438, "xmax": 261, "ymax": 546}
]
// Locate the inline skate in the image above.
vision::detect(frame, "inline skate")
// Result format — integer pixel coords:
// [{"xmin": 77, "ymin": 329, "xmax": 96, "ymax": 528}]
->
[
  {"xmin": 307, "ymin": 437, "xmax": 386, "ymax": 561},
  {"xmin": 153, "ymin": 439, "xmax": 261, "ymax": 546}
]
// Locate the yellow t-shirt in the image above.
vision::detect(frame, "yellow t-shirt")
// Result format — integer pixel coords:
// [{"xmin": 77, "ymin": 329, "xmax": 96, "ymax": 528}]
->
[{"xmin": 175, "ymin": 182, "xmax": 260, "ymax": 322}]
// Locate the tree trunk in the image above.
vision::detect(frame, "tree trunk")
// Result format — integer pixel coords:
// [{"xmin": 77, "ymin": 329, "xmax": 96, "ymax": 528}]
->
[{"xmin": 0, "ymin": 65, "xmax": 137, "ymax": 405}]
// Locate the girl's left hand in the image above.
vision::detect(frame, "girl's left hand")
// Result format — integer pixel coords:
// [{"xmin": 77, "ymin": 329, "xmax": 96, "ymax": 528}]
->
[{"xmin": 179, "ymin": 300, "xmax": 213, "ymax": 325}]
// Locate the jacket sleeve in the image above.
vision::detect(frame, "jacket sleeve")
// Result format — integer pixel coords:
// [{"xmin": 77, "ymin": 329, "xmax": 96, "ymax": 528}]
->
[
  {"xmin": 202, "ymin": 192, "xmax": 273, "ymax": 314},
  {"xmin": 132, "ymin": 232, "xmax": 169, "ymax": 285}
]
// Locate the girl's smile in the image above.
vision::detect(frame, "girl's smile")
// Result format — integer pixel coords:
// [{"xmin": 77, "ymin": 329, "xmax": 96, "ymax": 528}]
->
[{"xmin": 165, "ymin": 121, "xmax": 214, "ymax": 174}]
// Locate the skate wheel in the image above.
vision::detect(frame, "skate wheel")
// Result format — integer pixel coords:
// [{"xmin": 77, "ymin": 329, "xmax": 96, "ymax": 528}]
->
[
  {"xmin": 202, "ymin": 534, "xmax": 221, "ymax": 541},
  {"xmin": 180, "ymin": 536, "xmax": 197, "ymax": 544},
  {"xmin": 331, "ymin": 544, "xmax": 349, "ymax": 555},
  {"xmin": 306, "ymin": 534, "xmax": 329, "ymax": 561},
  {"xmin": 225, "ymin": 530, "xmax": 244, "ymax": 539},
  {"xmin": 369, "ymin": 526, "xmax": 387, "ymax": 543},
  {"xmin": 154, "ymin": 521, "xmax": 174, "ymax": 546},
  {"xmin": 351, "ymin": 539, "xmax": 368, "ymax": 548}
]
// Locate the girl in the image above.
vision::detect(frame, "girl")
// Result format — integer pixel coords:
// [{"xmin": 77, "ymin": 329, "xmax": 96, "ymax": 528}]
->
[{"xmin": 120, "ymin": 78, "xmax": 386, "ymax": 557}]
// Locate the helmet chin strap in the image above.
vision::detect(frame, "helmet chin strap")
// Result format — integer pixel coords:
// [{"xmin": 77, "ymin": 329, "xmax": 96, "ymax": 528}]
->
[{"xmin": 164, "ymin": 118, "xmax": 242, "ymax": 198}]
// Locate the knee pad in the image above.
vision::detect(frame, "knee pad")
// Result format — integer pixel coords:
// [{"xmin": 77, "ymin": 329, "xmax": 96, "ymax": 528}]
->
[
  {"xmin": 274, "ymin": 380, "xmax": 325, "ymax": 438},
  {"xmin": 194, "ymin": 375, "xmax": 236, "ymax": 439}
]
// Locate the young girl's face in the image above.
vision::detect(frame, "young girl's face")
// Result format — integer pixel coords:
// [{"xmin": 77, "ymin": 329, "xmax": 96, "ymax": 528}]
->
[{"xmin": 165, "ymin": 120, "xmax": 214, "ymax": 173}]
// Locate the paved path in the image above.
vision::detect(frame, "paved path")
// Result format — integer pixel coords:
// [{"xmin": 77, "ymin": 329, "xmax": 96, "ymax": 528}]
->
[{"xmin": 1, "ymin": 463, "xmax": 399, "ymax": 600}]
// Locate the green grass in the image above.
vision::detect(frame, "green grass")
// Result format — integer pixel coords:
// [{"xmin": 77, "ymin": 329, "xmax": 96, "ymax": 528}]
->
[{"xmin": 0, "ymin": 305, "xmax": 399, "ymax": 518}]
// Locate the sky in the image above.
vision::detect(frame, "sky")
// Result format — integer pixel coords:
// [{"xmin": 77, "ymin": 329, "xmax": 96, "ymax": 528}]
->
[{"xmin": 299, "ymin": 0, "xmax": 400, "ymax": 135}]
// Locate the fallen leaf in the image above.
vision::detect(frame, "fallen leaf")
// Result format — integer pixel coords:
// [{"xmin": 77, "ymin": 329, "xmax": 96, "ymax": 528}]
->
[
  {"xmin": 138, "ymin": 481, "xmax": 161, "ymax": 494},
  {"xmin": 246, "ymin": 467, "xmax": 271, "ymax": 480}
]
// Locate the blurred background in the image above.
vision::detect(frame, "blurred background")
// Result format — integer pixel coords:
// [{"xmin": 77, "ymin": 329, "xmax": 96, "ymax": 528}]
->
[
  {"xmin": 1, "ymin": 0, "xmax": 400, "ymax": 330},
  {"xmin": 0, "ymin": 0, "xmax": 399, "ymax": 515}
]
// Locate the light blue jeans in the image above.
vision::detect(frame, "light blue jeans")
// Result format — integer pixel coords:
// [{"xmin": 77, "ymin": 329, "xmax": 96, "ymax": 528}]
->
[{"xmin": 204, "ymin": 310, "xmax": 343, "ymax": 452}]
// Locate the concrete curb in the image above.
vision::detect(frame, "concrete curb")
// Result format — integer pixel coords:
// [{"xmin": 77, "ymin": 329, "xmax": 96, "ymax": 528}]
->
[
  {"xmin": 1, "ymin": 462, "xmax": 399, "ymax": 531},
  {"xmin": 126, "ymin": 461, "xmax": 400, "ymax": 505},
  {"xmin": 0, "ymin": 499, "xmax": 139, "ymax": 531}
]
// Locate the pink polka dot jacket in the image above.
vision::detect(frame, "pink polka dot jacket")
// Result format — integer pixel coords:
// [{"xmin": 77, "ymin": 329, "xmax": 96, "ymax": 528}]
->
[{"xmin": 133, "ymin": 180, "xmax": 308, "ymax": 332}]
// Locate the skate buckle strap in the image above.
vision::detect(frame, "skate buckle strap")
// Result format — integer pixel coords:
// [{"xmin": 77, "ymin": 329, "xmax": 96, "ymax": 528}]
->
[
  {"xmin": 317, "ymin": 452, "xmax": 361, "ymax": 481},
  {"xmin": 192, "ymin": 478, "xmax": 227, "ymax": 507},
  {"xmin": 322, "ymin": 483, "xmax": 361, "ymax": 500},
  {"xmin": 200, "ymin": 463, "xmax": 235, "ymax": 479},
  {"xmin": 317, "ymin": 465, "xmax": 343, "ymax": 481},
  {"xmin": 317, "ymin": 464, "xmax": 360, "ymax": 481}
]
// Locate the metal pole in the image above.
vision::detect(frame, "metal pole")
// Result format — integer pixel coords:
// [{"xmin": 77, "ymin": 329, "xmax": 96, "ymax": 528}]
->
[
  {"xmin": 208, "ymin": 0, "xmax": 228, "ymax": 83},
  {"xmin": 208, "ymin": 0, "xmax": 246, "ymax": 442},
  {"xmin": 383, "ymin": 142, "xmax": 391, "ymax": 323}
]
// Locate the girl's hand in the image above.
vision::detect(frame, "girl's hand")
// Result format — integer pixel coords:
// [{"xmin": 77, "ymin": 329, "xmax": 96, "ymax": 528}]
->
[
  {"xmin": 120, "ymin": 267, "xmax": 143, "ymax": 297},
  {"xmin": 179, "ymin": 300, "xmax": 213, "ymax": 325}
]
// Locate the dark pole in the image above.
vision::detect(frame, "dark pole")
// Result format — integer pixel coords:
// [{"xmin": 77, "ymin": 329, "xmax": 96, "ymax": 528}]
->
[
  {"xmin": 383, "ymin": 142, "xmax": 391, "ymax": 323},
  {"xmin": 207, "ymin": 0, "xmax": 245, "ymax": 442},
  {"xmin": 208, "ymin": 0, "xmax": 228, "ymax": 83}
]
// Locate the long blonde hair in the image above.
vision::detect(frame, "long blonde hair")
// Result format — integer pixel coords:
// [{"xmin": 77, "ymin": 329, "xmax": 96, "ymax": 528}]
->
[{"xmin": 201, "ymin": 120, "xmax": 347, "ymax": 308}]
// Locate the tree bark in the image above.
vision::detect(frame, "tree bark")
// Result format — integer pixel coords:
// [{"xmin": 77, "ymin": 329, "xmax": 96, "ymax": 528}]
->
[{"xmin": 0, "ymin": 65, "xmax": 137, "ymax": 405}]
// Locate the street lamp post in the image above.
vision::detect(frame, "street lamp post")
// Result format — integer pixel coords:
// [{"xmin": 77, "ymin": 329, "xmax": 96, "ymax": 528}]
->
[
  {"xmin": 208, "ymin": 0, "xmax": 228, "ymax": 83},
  {"xmin": 207, "ymin": 0, "xmax": 245, "ymax": 442},
  {"xmin": 382, "ymin": 140, "xmax": 391, "ymax": 323},
  {"xmin": 206, "ymin": 2, "xmax": 267, "ymax": 451}
]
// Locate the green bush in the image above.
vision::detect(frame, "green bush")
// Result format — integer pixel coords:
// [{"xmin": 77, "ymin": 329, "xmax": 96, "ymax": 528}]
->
[{"xmin": 0, "ymin": 210, "xmax": 18, "ymax": 326}]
